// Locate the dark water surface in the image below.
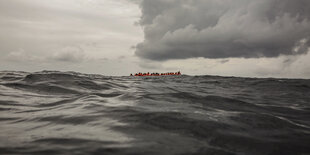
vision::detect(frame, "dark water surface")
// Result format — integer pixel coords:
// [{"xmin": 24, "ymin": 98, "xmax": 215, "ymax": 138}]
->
[{"xmin": 0, "ymin": 71, "xmax": 309, "ymax": 155}]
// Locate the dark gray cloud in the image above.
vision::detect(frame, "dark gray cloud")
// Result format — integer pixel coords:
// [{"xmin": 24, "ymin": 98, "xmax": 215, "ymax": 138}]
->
[{"xmin": 135, "ymin": 0, "xmax": 310, "ymax": 61}]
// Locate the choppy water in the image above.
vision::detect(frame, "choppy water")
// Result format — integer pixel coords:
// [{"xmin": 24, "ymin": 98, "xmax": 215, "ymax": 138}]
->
[{"xmin": 0, "ymin": 71, "xmax": 309, "ymax": 155}]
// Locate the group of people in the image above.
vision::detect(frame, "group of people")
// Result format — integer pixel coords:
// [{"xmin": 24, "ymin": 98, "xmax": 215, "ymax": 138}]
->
[{"xmin": 130, "ymin": 71, "xmax": 181, "ymax": 76}]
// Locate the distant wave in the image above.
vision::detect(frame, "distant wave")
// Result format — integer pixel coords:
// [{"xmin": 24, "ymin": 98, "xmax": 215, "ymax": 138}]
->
[{"xmin": 0, "ymin": 71, "xmax": 309, "ymax": 155}]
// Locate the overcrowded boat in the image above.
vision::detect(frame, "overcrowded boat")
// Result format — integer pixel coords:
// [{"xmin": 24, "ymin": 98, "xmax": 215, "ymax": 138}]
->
[{"xmin": 130, "ymin": 71, "xmax": 181, "ymax": 76}]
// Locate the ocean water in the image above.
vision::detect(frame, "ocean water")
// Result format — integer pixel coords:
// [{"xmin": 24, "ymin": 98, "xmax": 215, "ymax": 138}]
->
[{"xmin": 0, "ymin": 71, "xmax": 309, "ymax": 155}]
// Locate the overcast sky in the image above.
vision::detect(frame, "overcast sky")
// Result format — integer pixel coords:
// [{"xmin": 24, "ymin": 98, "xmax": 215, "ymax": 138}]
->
[{"xmin": 0, "ymin": 0, "xmax": 310, "ymax": 78}]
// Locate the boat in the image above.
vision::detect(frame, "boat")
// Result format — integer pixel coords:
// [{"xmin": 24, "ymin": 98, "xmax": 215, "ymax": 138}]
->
[{"xmin": 130, "ymin": 71, "xmax": 181, "ymax": 76}]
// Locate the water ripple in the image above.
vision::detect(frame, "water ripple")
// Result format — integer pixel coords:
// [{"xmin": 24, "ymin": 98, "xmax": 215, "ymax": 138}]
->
[{"xmin": 0, "ymin": 71, "xmax": 309, "ymax": 155}]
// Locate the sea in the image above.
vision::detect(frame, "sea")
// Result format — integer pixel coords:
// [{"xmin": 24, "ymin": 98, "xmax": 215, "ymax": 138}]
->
[{"xmin": 0, "ymin": 71, "xmax": 309, "ymax": 155}]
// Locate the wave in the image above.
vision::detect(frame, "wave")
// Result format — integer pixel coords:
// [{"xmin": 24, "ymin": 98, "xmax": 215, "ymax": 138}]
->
[{"xmin": 0, "ymin": 71, "xmax": 309, "ymax": 155}]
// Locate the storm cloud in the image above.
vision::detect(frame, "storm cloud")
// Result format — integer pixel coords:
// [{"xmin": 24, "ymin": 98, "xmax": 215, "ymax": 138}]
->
[{"xmin": 135, "ymin": 0, "xmax": 310, "ymax": 60}]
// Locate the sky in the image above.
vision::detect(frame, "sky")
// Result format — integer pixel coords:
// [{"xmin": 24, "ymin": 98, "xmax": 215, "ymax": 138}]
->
[{"xmin": 0, "ymin": 0, "xmax": 310, "ymax": 78}]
